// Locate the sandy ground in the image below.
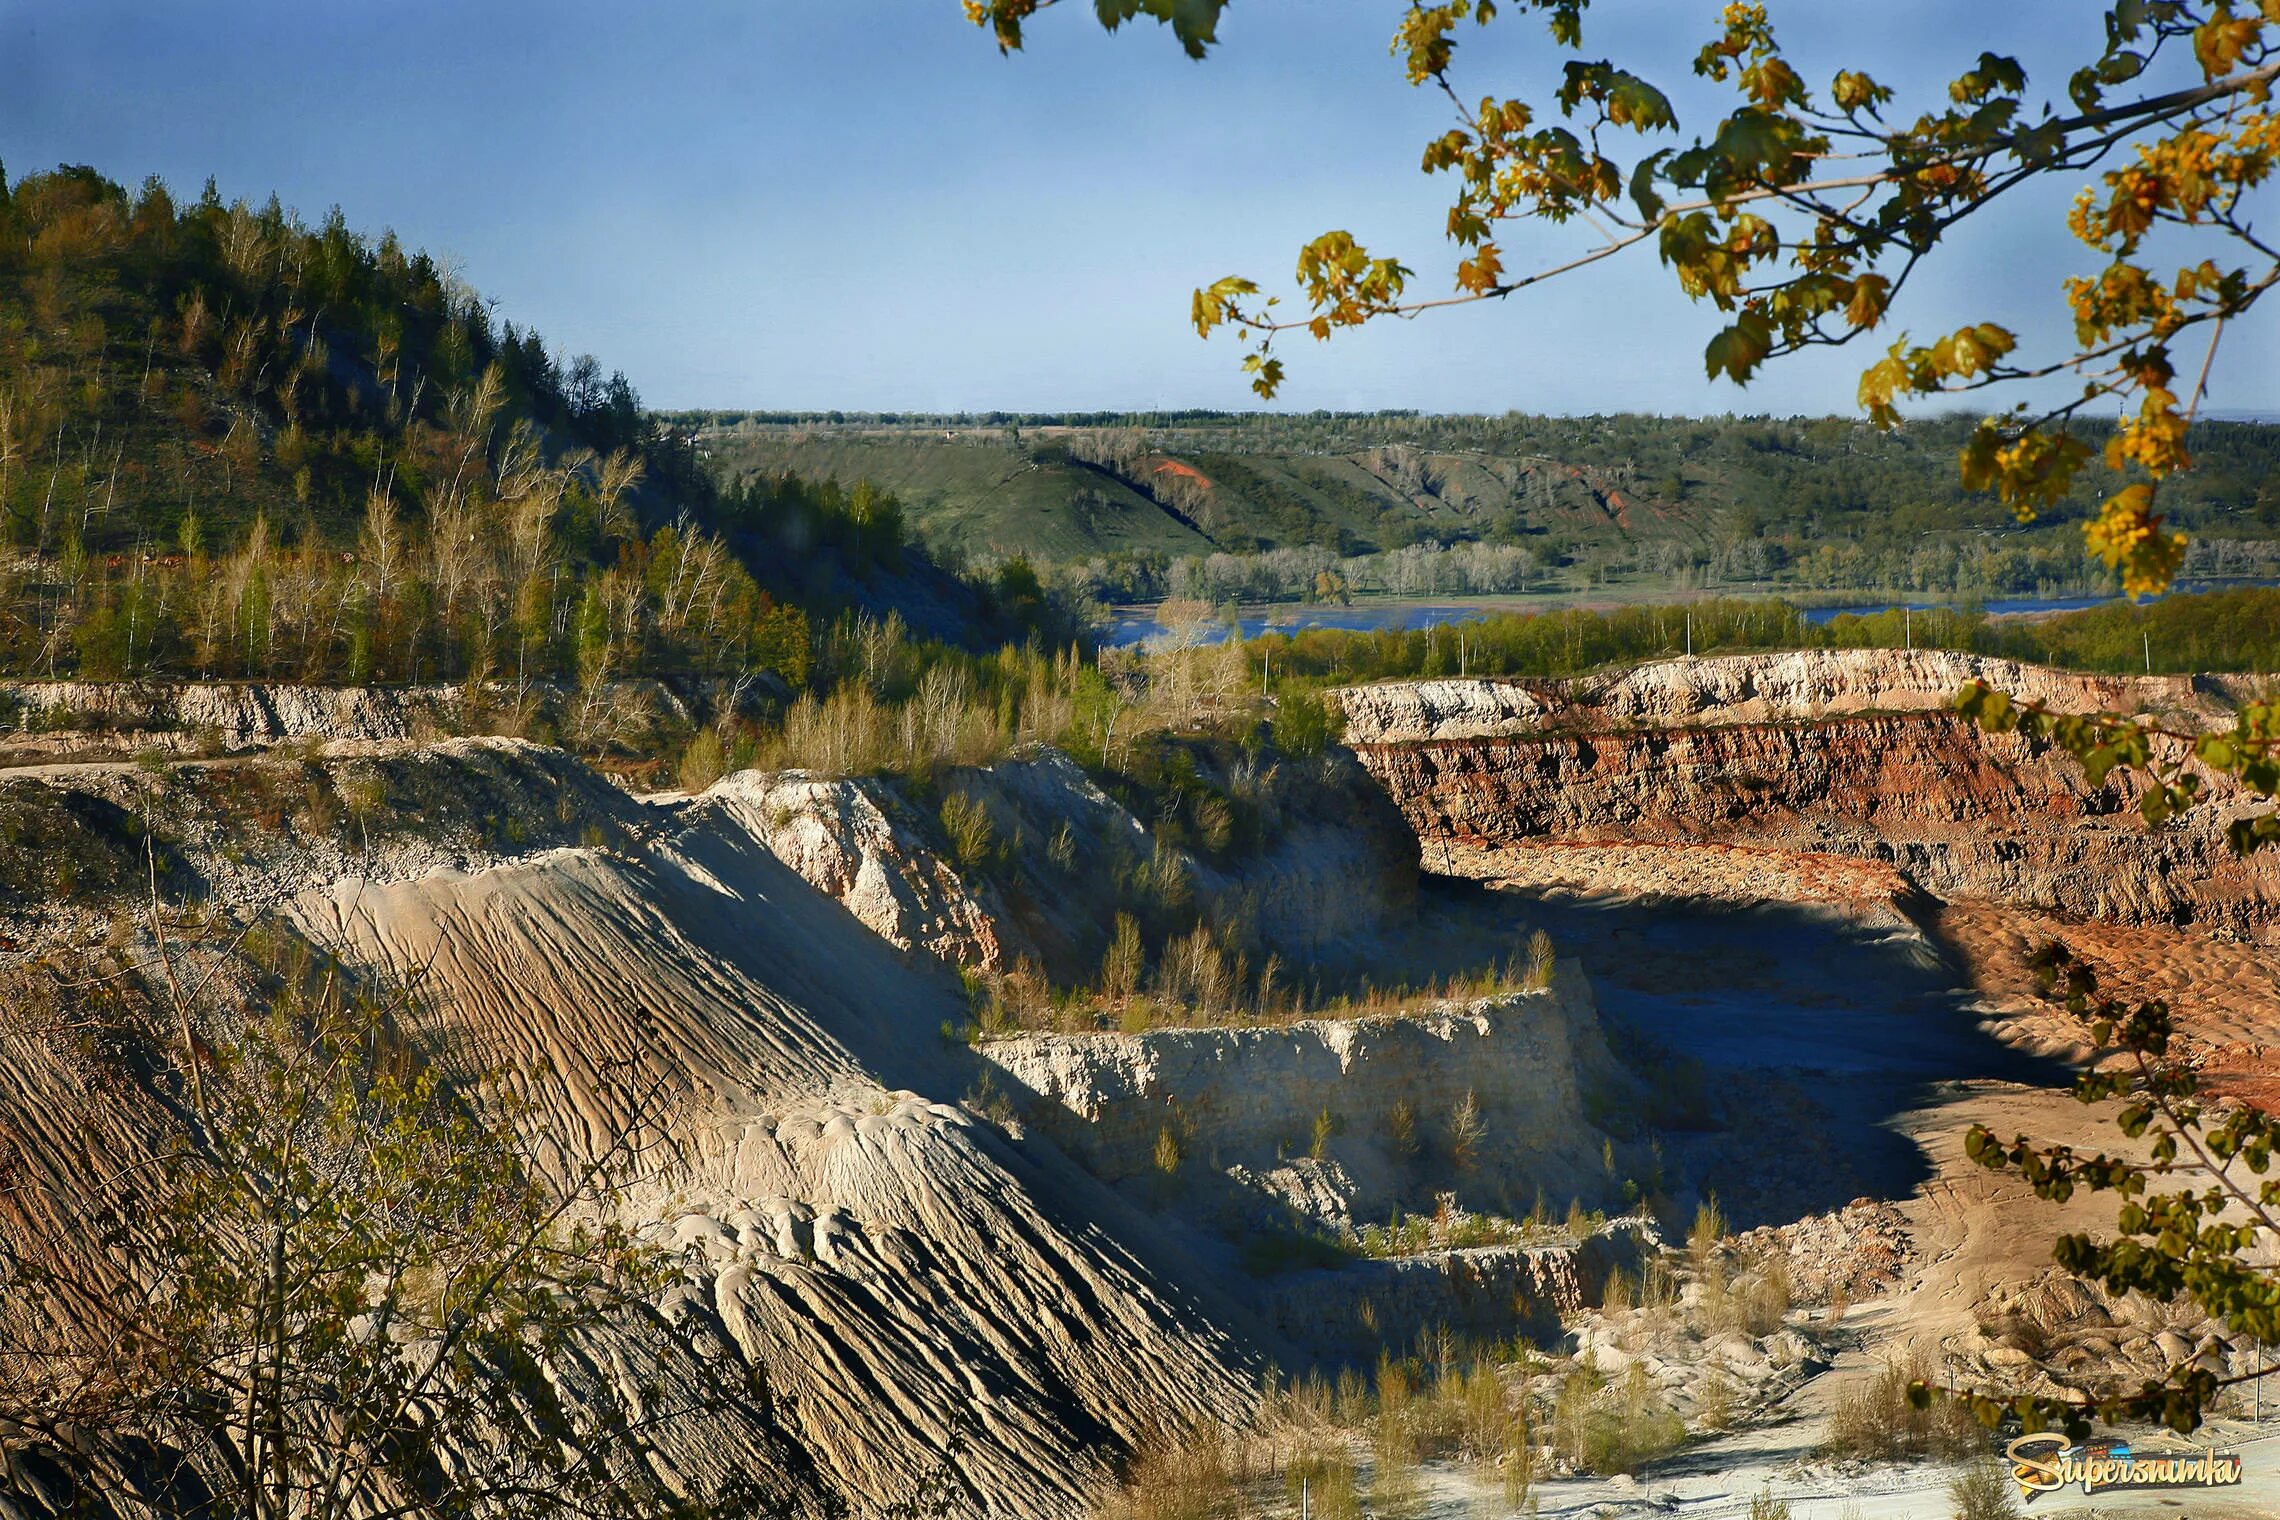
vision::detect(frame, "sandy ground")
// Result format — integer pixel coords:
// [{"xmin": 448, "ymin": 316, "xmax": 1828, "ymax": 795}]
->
[{"xmin": 1381, "ymin": 875, "xmax": 2280, "ymax": 1518}]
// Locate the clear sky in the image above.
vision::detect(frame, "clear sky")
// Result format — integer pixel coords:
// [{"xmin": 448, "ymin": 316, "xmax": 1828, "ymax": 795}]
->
[{"xmin": 5, "ymin": 0, "xmax": 2274, "ymax": 416}]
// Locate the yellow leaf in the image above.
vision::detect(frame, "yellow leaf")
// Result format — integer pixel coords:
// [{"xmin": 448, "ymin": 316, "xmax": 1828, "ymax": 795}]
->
[
  {"xmin": 2084, "ymin": 484, "xmax": 2188, "ymax": 597},
  {"xmin": 1843, "ymin": 274, "xmax": 1891, "ymax": 329}
]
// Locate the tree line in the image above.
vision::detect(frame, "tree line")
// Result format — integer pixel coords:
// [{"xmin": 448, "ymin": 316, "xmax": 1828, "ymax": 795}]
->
[{"xmin": 1241, "ymin": 588, "xmax": 2280, "ymax": 687}]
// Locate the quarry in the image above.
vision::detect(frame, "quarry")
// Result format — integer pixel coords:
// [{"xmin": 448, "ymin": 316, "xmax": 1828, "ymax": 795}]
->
[{"xmin": 4, "ymin": 646, "xmax": 2278, "ymax": 1517}]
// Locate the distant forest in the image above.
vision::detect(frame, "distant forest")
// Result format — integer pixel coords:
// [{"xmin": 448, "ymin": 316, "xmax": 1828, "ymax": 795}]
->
[
  {"xmin": 1244, "ymin": 588, "xmax": 2280, "ymax": 687},
  {"xmin": 673, "ymin": 410, "xmax": 2280, "ymax": 608}
]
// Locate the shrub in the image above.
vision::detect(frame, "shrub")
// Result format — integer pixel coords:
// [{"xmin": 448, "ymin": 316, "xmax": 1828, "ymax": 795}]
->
[
  {"xmin": 1448, "ymin": 1089, "xmax": 1484, "ymax": 1171},
  {"xmin": 1689, "ymin": 1197, "xmax": 1728, "ymax": 1288},
  {"xmin": 1101, "ymin": 912, "xmax": 1145, "ymax": 1001},
  {"xmin": 1549, "ymin": 1361, "xmax": 1690, "ymax": 1476},
  {"xmin": 1496, "ymin": 1394, "xmax": 1535, "ymax": 1510},
  {"xmin": 937, "ymin": 789, "xmax": 996, "ymax": 868},
  {"xmin": 676, "ymin": 728, "xmax": 728, "ymax": 792},
  {"xmin": 1236, "ymin": 1227, "xmax": 1348, "ymax": 1277},
  {"xmin": 1741, "ymin": 1252, "xmax": 1793, "ymax": 1335},
  {"xmin": 1154, "ymin": 922, "xmax": 1243, "ymax": 1018},
  {"xmin": 1153, "ymin": 1126, "xmax": 1183, "ymax": 1177},
  {"xmin": 962, "ymin": 1070, "xmax": 1019, "ymax": 1127},
  {"xmin": 1748, "ymin": 1488, "xmax": 1794, "ymax": 1520},
  {"xmin": 1365, "ymin": 1460, "xmax": 1425, "ymax": 1520},
  {"xmin": 1525, "ymin": 927, "xmax": 1556, "ymax": 988},
  {"xmin": 1100, "ymin": 1424, "xmax": 1257, "ymax": 1520},
  {"xmin": 1371, "ymin": 1354, "xmax": 1417, "ymax": 1471},
  {"xmin": 1283, "ymin": 1438, "xmax": 1360, "ymax": 1520},
  {"xmin": 1576, "ymin": 1402, "xmax": 1686, "ymax": 1475},
  {"xmin": 1384, "ymin": 1097, "xmax": 1420, "ymax": 1164},
  {"xmin": 1949, "ymin": 1457, "xmax": 2022, "ymax": 1520},
  {"xmin": 1823, "ymin": 1346, "xmax": 1983, "ymax": 1460},
  {"xmin": 1309, "ymin": 1107, "xmax": 1336, "ymax": 1161},
  {"xmin": 1269, "ymin": 689, "xmax": 1346, "ymax": 757}
]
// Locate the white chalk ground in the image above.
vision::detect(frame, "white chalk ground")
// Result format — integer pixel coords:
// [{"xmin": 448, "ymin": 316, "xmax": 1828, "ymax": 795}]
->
[
  {"xmin": 1392, "ymin": 1335, "xmax": 2280, "ymax": 1520},
  {"xmin": 1513, "ymin": 1422, "xmax": 2280, "ymax": 1519},
  {"xmin": 1405, "ymin": 1407, "xmax": 2280, "ymax": 1518}
]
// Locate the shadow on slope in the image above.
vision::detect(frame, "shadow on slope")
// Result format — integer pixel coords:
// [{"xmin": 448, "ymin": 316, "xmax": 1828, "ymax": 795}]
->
[{"xmin": 1391, "ymin": 877, "xmax": 2074, "ymax": 1230}]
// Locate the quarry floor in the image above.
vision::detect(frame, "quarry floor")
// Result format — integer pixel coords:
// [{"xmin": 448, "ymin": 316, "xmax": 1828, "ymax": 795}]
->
[{"xmin": 1394, "ymin": 874, "xmax": 2280, "ymax": 1518}]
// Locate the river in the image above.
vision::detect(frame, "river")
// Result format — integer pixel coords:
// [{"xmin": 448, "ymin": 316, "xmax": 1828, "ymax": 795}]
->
[{"xmin": 1103, "ymin": 580, "xmax": 2280, "ymax": 648}]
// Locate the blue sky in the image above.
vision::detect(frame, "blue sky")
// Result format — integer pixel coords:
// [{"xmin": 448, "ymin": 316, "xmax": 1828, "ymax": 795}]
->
[{"xmin": 5, "ymin": 0, "xmax": 2274, "ymax": 415}]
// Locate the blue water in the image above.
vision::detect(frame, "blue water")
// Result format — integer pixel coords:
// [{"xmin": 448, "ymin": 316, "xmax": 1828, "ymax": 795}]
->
[
  {"xmin": 1104, "ymin": 580, "xmax": 2279, "ymax": 647},
  {"xmin": 1105, "ymin": 603, "xmax": 1489, "ymax": 648}
]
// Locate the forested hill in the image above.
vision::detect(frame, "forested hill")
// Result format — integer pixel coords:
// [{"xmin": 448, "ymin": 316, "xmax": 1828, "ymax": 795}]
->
[
  {"xmin": 675, "ymin": 410, "xmax": 2280, "ymax": 604},
  {"xmin": 0, "ymin": 163, "xmax": 1058, "ymax": 686}
]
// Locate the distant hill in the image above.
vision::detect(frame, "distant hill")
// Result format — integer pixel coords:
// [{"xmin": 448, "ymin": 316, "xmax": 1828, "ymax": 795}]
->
[
  {"xmin": 0, "ymin": 163, "xmax": 1061, "ymax": 685},
  {"xmin": 671, "ymin": 410, "xmax": 2280, "ymax": 602}
]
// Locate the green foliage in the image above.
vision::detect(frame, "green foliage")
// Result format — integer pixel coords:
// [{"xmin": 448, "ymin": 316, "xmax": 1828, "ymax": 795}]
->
[
  {"xmin": 1826, "ymin": 1345, "xmax": 1985, "ymax": 1460},
  {"xmin": 1688, "ymin": 1196, "xmax": 1728, "ymax": 1279},
  {"xmin": 936, "ymin": 788, "xmax": 998, "ymax": 868},
  {"xmin": 676, "ymin": 727, "xmax": 729, "ymax": 792},
  {"xmin": 1235, "ymin": 1225, "xmax": 1351, "ymax": 1278},
  {"xmin": 1268, "ymin": 688, "xmax": 1344, "ymax": 757},
  {"xmin": 1565, "ymin": 1362, "xmax": 1688, "ymax": 1475},
  {"xmin": 1153, "ymin": 1124, "xmax": 1183, "ymax": 1177},
  {"xmin": 1345, "ymin": 1198, "xmax": 1591, "ymax": 1259},
  {"xmin": 1283, "ymin": 1440, "xmax": 1361, "ymax": 1520},
  {"xmin": 1095, "ymin": 1422, "xmax": 1259, "ymax": 1520},
  {"xmin": 1949, "ymin": 938, "xmax": 2280, "ymax": 1434},
  {"xmin": 0, "ymin": 165, "xmax": 1109, "ymax": 691},
  {"xmin": 1384, "ymin": 1095, "xmax": 1420, "ymax": 1164},
  {"xmin": 1100, "ymin": 911, "xmax": 1146, "ymax": 1001},
  {"xmin": 1245, "ymin": 587, "xmax": 2280, "ymax": 694}
]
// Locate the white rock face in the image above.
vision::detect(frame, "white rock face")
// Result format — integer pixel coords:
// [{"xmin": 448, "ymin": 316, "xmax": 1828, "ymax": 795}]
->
[
  {"xmin": 1334, "ymin": 678, "xmax": 1555, "ymax": 744},
  {"xmin": 0, "ymin": 677, "xmax": 710, "ymax": 749},
  {"xmin": 979, "ymin": 967, "xmax": 1615, "ymax": 1226},
  {"xmin": 1332, "ymin": 648, "xmax": 2248, "ymax": 745},
  {"xmin": 699, "ymin": 769, "xmax": 1024, "ymax": 970},
  {"xmin": 708, "ymin": 745, "xmax": 1420, "ymax": 980},
  {"xmin": 3, "ymin": 740, "xmax": 1260, "ymax": 1520}
]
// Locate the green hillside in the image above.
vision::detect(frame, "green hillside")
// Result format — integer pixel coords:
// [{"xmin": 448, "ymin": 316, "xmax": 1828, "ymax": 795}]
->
[
  {"xmin": 675, "ymin": 410, "xmax": 2280, "ymax": 603},
  {"xmin": 0, "ymin": 163, "xmax": 1064, "ymax": 687}
]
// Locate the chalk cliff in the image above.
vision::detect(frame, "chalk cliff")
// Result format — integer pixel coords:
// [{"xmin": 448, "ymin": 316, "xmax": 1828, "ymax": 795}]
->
[{"xmin": 1335, "ymin": 651, "xmax": 2280, "ymax": 936}]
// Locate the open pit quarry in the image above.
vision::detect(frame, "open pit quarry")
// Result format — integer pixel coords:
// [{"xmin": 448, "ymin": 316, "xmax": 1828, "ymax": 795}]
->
[{"xmin": 6, "ymin": 648, "xmax": 2280, "ymax": 1517}]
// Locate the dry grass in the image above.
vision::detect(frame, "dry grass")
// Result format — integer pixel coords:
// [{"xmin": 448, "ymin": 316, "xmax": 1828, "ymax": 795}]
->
[
  {"xmin": 1948, "ymin": 1456, "xmax": 2023, "ymax": 1520},
  {"xmin": 1823, "ymin": 1344, "xmax": 1984, "ymax": 1461},
  {"xmin": 1097, "ymin": 1424, "xmax": 1269, "ymax": 1520},
  {"xmin": 1346, "ymin": 1194, "xmax": 1606, "ymax": 1259},
  {"xmin": 966, "ymin": 930, "xmax": 1560, "ymax": 1041}
]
